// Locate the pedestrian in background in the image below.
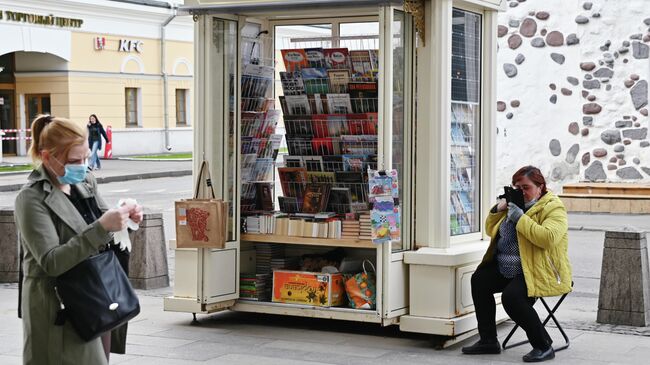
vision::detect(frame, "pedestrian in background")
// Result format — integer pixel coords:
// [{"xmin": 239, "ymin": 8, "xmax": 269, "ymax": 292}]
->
[
  {"xmin": 462, "ymin": 165, "xmax": 572, "ymax": 363},
  {"xmin": 87, "ymin": 114, "xmax": 109, "ymax": 171},
  {"xmin": 14, "ymin": 114, "xmax": 142, "ymax": 364}
]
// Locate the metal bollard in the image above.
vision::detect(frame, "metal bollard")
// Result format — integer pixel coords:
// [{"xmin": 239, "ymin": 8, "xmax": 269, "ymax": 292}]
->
[
  {"xmin": 0, "ymin": 209, "xmax": 19, "ymax": 283},
  {"xmin": 127, "ymin": 212, "xmax": 170, "ymax": 290}
]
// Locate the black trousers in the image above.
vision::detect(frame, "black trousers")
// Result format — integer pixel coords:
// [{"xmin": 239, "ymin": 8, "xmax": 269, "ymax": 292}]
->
[{"xmin": 471, "ymin": 262, "xmax": 552, "ymax": 350}]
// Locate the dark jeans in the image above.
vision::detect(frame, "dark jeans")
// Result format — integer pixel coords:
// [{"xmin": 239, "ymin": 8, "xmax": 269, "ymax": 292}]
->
[{"xmin": 471, "ymin": 262, "xmax": 552, "ymax": 350}]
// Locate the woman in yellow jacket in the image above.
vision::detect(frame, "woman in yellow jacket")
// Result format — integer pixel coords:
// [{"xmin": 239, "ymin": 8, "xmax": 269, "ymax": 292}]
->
[{"xmin": 462, "ymin": 166, "xmax": 572, "ymax": 363}]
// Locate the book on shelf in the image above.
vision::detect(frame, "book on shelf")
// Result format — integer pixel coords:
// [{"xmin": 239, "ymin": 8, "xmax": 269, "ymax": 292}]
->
[
  {"xmin": 350, "ymin": 50, "xmax": 373, "ymax": 79},
  {"xmin": 327, "ymin": 187, "xmax": 352, "ymax": 214},
  {"xmin": 348, "ymin": 82, "xmax": 378, "ymax": 113},
  {"xmin": 340, "ymin": 135, "xmax": 377, "ymax": 155},
  {"xmin": 242, "ymin": 64, "xmax": 274, "ymax": 98},
  {"xmin": 302, "ymin": 184, "xmax": 331, "ymax": 214},
  {"xmin": 278, "ymin": 167, "xmax": 308, "ymax": 199},
  {"xmin": 279, "ymin": 196, "xmax": 300, "ymax": 214},
  {"xmin": 342, "ymin": 155, "xmax": 366, "ymax": 172},
  {"xmin": 286, "ymin": 136, "xmax": 314, "ymax": 156},
  {"xmin": 324, "ymin": 48, "xmax": 351, "ymax": 69},
  {"xmin": 304, "ymin": 47, "xmax": 327, "ymax": 68},
  {"xmin": 326, "ymin": 94, "xmax": 353, "ymax": 114},
  {"xmin": 308, "ymin": 94, "xmax": 327, "ymax": 114},
  {"xmin": 280, "ymin": 71, "xmax": 305, "ymax": 96},
  {"xmin": 255, "ymin": 183, "xmax": 274, "ymax": 211},
  {"xmin": 283, "ymin": 155, "xmax": 304, "ymax": 168},
  {"xmin": 284, "ymin": 95, "xmax": 311, "ymax": 115},
  {"xmin": 347, "ymin": 113, "xmax": 378, "ymax": 135},
  {"xmin": 311, "ymin": 138, "xmax": 337, "ymax": 155},
  {"xmin": 335, "ymin": 171, "xmax": 366, "ymax": 203},
  {"xmin": 327, "ymin": 69, "xmax": 351, "ymax": 94},
  {"xmin": 281, "ymin": 49, "xmax": 309, "ymax": 71},
  {"xmin": 323, "ymin": 155, "xmax": 343, "ymax": 172},
  {"xmin": 301, "ymin": 68, "xmax": 329, "ymax": 95},
  {"xmin": 307, "ymin": 171, "xmax": 336, "ymax": 184},
  {"xmin": 284, "ymin": 115, "xmax": 313, "ymax": 136},
  {"xmin": 303, "ymin": 156, "xmax": 324, "ymax": 172}
]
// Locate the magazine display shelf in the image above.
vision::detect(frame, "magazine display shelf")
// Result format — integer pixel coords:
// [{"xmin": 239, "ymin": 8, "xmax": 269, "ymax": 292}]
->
[
  {"xmin": 168, "ymin": 0, "xmax": 504, "ymax": 346},
  {"xmin": 241, "ymin": 233, "xmax": 375, "ymax": 249}
]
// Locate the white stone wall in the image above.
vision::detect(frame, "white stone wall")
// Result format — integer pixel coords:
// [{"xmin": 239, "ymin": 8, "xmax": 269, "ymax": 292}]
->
[{"xmin": 497, "ymin": 0, "xmax": 650, "ymax": 192}]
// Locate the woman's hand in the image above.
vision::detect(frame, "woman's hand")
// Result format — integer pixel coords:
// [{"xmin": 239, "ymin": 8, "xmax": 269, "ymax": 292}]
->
[
  {"xmin": 507, "ymin": 202, "xmax": 524, "ymax": 224},
  {"xmin": 129, "ymin": 204, "xmax": 144, "ymax": 224},
  {"xmin": 496, "ymin": 198, "xmax": 508, "ymax": 212},
  {"xmin": 98, "ymin": 205, "xmax": 130, "ymax": 232}
]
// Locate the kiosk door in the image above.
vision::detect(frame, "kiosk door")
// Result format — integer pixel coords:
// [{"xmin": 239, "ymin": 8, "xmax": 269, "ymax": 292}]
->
[
  {"xmin": 378, "ymin": 5, "xmax": 415, "ymax": 323},
  {"xmin": 194, "ymin": 14, "xmax": 242, "ymax": 308}
]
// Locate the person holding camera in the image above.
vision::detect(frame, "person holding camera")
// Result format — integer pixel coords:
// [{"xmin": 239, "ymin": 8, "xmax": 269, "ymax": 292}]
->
[
  {"xmin": 14, "ymin": 115, "xmax": 142, "ymax": 364},
  {"xmin": 462, "ymin": 166, "xmax": 572, "ymax": 363}
]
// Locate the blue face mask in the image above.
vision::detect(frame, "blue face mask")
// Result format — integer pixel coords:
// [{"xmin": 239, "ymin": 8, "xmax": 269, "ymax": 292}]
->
[{"xmin": 53, "ymin": 157, "xmax": 88, "ymax": 185}]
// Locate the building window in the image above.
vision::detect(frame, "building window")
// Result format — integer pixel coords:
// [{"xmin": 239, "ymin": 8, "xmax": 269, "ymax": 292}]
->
[
  {"xmin": 176, "ymin": 89, "xmax": 188, "ymax": 126},
  {"xmin": 125, "ymin": 88, "xmax": 139, "ymax": 127}
]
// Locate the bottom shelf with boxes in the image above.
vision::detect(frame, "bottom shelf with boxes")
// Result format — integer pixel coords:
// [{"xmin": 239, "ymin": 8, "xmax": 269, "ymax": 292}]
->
[{"xmin": 239, "ymin": 243, "xmax": 377, "ymax": 310}]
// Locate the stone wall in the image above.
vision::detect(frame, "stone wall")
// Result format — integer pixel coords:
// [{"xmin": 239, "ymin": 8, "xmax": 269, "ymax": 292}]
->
[{"xmin": 497, "ymin": 0, "xmax": 650, "ymax": 191}]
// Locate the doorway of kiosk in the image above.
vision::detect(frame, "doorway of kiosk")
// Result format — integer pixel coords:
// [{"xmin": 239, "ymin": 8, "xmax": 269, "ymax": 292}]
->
[{"xmin": 164, "ymin": 5, "xmax": 414, "ymax": 327}]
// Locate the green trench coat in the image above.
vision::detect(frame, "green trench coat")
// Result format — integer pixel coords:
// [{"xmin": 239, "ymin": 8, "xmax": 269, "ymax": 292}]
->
[{"xmin": 15, "ymin": 167, "xmax": 116, "ymax": 365}]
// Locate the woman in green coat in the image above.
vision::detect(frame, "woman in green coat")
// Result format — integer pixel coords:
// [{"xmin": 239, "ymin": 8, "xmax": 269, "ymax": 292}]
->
[
  {"xmin": 462, "ymin": 166, "xmax": 572, "ymax": 363},
  {"xmin": 14, "ymin": 115, "xmax": 142, "ymax": 365}
]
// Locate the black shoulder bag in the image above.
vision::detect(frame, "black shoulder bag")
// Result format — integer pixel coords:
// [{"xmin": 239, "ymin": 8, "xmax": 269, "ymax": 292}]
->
[
  {"xmin": 54, "ymin": 249, "xmax": 140, "ymax": 341},
  {"xmin": 53, "ymin": 184, "xmax": 140, "ymax": 342}
]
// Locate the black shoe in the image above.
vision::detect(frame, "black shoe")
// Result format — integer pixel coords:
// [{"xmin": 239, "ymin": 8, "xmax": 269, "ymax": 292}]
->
[
  {"xmin": 462, "ymin": 340, "xmax": 501, "ymax": 355},
  {"xmin": 523, "ymin": 347, "xmax": 555, "ymax": 362}
]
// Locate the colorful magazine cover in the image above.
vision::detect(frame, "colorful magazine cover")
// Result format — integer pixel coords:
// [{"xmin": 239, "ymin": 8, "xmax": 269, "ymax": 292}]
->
[
  {"xmin": 304, "ymin": 47, "xmax": 327, "ymax": 68},
  {"xmin": 281, "ymin": 49, "xmax": 309, "ymax": 72},
  {"xmin": 370, "ymin": 196, "xmax": 400, "ymax": 244},
  {"xmin": 368, "ymin": 169, "xmax": 399, "ymax": 202},
  {"xmin": 324, "ymin": 48, "xmax": 350, "ymax": 69},
  {"xmin": 301, "ymin": 68, "xmax": 329, "ymax": 95}
]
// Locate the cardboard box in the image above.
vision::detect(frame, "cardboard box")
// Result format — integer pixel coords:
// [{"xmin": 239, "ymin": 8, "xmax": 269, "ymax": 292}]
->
[{"xmin": 272, "ymin": 270, "xmax": 346, "ymax": 307}]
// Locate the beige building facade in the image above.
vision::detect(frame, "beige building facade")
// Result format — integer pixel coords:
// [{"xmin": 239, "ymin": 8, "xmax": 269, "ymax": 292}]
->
[{"xmin": 0, "ymin": 0, "xmax": 194, "ymax": 157}]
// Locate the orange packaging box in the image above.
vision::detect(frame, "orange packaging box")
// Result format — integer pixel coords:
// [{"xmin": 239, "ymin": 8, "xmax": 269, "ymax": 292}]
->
[{"xmin": 272, "ymin": 270, "xmax": 346, "ymax": 307}]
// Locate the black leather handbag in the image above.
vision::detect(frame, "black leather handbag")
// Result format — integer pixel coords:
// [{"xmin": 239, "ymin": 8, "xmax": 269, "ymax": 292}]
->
[{"xmin": 54, "ymin": 249, "xmax": 140, "ymax": 341}]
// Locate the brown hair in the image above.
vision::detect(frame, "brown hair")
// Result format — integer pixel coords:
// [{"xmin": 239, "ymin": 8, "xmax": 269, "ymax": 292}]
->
[
  {"xmin": 29, "ymin": 114, "xmax": 87, "ymax": 163},
  {"xmin": 512, "ymin": 165, "xmax": 548, "ymax": 196}
]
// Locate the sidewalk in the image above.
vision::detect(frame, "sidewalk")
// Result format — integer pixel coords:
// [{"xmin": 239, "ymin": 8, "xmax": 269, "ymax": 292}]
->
[{"xmin": 0, "ymin": 157, "xmax": 192, "ymax": 192}]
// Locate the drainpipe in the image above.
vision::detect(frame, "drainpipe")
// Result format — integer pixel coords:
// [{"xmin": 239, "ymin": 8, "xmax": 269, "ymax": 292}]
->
[{"xmin": 161, "ymin": 3, "xmax": 177, "ymax": 151}]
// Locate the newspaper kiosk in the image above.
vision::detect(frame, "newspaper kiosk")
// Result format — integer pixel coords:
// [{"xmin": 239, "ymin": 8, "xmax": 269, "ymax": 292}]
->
[{"xmin": 164, "ymin": 0, "xmax": 506, "ymax": 345}]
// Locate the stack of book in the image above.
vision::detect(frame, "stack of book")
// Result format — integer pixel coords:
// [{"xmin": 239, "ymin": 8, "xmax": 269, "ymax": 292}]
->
[
  {"xmin": 359, "ymin": 213, "xmax": 372, "ymax": 240},
  {"xmin": 271, "ymin": 256, "xmax": 300, "ymax": 272},
  {"xmin": 341, "ymin": 219, "xmax": 361, "ymax": 239},
  {"xmin": 256, "ymin": 243, "xmax": 285, "ymax": 300},
  {"xmin": 239, "ymin": 273, "xmax": 269, "ymax": 301}
]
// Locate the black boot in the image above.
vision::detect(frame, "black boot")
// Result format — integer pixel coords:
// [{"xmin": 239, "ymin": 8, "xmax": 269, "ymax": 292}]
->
[
  {"xmin": 462, "ymin": 339, "xmax": 501, "ymax": 355},
  {"xmin": 523, "ymin": 346, "xmax": 555, "ymax": 362}
]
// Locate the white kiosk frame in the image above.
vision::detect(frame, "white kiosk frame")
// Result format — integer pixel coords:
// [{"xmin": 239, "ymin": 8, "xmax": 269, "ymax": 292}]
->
[{"xmin": 164, "ymin": 0, "xmax": 506, "ymax": 344}]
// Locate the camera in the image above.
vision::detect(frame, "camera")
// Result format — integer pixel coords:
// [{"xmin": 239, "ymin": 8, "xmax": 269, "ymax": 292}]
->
[{"xmin": 498, "ymin": 186, "xmax": 525, "ymax": 210}]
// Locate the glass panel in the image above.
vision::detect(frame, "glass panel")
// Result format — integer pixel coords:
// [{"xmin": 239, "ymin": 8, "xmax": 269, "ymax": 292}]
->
[
  {"xmin": 450, "ymin": 9, "xmax": 481, "ymax": 236},
  {"xmin": 340, "ymin": 22, "xmax": 380, "ymax": 50},
  {"xmin": 212, "ymin": 17, "xmax": 238, "ymax": 241},
  {"xmin": 391, "ymin": 10, "xmax": 407, "ymax": 251},
  {"xmin": 27, "ymin": 96, "xmax": 39, "ymax": 121},
  {"xmin": 41, "ymin": 96, "xmax": 51, "ymax": 115}
]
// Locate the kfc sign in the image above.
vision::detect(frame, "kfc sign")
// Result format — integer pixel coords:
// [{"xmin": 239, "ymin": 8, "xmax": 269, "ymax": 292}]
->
[
  {"xmin": 94, "ymin": 37, "xmax": 106, "ymax": 50},
  {"xmin": 119, "ymin": 39, "xmax": 144, "ymax": 53}
]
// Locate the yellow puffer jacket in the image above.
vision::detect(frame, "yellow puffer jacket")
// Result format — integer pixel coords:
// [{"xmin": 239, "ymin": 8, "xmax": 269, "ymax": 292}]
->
[{"xmin": 479, "ymin": 191, "xmax": 572, "ymax": 298}]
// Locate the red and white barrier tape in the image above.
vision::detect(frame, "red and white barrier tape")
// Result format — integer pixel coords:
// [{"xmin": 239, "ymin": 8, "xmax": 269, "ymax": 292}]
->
[
  {"xmin": 1, "ymin": 136, "xmax": 32, "ymax": 141},
  {"xmin": 0, "ymin": 129, "xmax": 31, "ymax": 133}
]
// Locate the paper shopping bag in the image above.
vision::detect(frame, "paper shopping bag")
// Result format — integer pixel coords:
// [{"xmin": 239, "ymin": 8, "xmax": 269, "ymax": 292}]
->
[{"xmin": 175, "ymin": 161, "xmax": 228, "ymax": 249}]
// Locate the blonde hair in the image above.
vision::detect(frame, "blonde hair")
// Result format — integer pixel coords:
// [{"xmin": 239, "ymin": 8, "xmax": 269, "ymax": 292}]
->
[{"xmin": 29, "ymin": 114, "xmax": 87, "ymax": 163}]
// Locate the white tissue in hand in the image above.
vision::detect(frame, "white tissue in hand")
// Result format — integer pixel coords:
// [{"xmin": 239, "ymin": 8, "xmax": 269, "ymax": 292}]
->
[{"xmin": 114, "ymin": 198, "xmax": 140, "ymax": 251}]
